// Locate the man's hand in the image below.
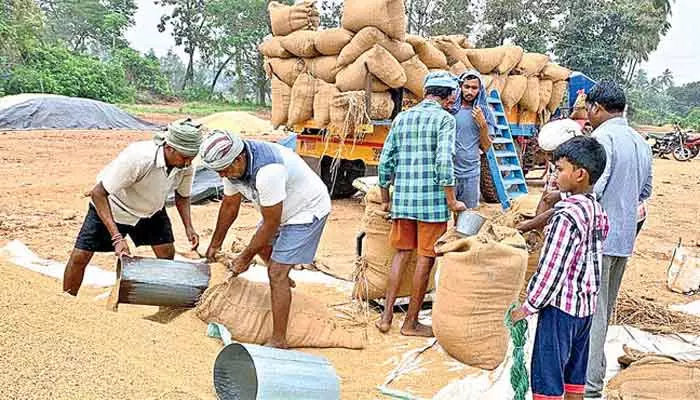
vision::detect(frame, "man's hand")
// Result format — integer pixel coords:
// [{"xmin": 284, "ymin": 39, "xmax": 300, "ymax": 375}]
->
[
  {"xmin": 381, "ymin": 201, "xmax": 391, "ymax": 213},
  {"xmin": 448, "ymin": 200, "xmax": 467, "ymax": 213},
  {"xmin": 510, "ymin": 307, "xmax": 527, "ymax": 323},
  {"xmin": 114, "ymin": 238, "xmax": 131, "ymax": 257},
  {"xmin": 229, "ymin": 255, "xmax": 251, "ymax": 276},
  {"xmin": 473, "ymin": 106, "xmax": 487, "ymax": 129},
  {"xmin": 185, "ymin": 227, "xmax": 200, "ymax": 251},
  {"xmin": 205, "ymin": 244, "xmax": 220, "ymax": 263},
  {"xmin": 542, "ymin": 190, "xmax": 563, "ymax": 208}
]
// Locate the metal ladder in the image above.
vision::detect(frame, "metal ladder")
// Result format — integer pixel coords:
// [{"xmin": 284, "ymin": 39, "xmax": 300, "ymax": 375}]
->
[{"xmin": 484, "ymin": 89, "xmax": 529, "ymax": 210}]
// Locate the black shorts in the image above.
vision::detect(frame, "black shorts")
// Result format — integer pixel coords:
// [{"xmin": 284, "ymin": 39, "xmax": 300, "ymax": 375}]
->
[{"xmin": 74, "ymin": 204, "xmax": 174, "ymax": 252}]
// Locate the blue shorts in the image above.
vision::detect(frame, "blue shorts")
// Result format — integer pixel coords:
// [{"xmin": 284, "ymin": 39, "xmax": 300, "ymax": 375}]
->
[
  {"xmin": 532, "ymin": 306, "xmax": 592, "ymax": 400},
  {"xmin": 455, "ymin": 175, "xmax": 480, "ymax": 209},
  {"xmin": 268, "ymin": 215, "xmax": 328, "ymax": 265}
]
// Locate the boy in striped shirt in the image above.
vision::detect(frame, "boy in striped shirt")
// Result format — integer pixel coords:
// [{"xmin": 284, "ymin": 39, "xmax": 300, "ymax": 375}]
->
[{"xmin": 511, "ymin": 136, "xmax": 609, "ymax": 400}]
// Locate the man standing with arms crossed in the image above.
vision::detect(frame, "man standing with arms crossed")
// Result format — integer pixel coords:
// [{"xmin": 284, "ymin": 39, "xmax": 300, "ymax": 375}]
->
[{"xmin": 375, "ymin": 71, "xmax": 466, "ymax": 337}]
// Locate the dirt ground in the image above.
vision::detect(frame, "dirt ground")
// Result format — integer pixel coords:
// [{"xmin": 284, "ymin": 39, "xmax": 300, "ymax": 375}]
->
[{"xmin": 0, "ymin": 128, "xmax": 699, "ymax": 399}]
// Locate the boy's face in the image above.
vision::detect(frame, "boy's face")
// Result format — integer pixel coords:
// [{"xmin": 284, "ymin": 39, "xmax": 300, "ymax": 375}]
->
[{"xmin": 555, "ymin": 158, "xmax": 588, "ymax": 192}]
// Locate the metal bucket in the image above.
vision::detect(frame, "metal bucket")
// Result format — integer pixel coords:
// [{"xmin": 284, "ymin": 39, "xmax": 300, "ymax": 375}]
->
[
  {"xmin": 213, "ymin": 343, "xmax": 341, "ymax": 400},
  {"xmin": 456, "ymin": 211, "xmax": 486, "ymax": 236},
  {"xmin": 111, "ymin": 256, "xmax": 210, "ymax": 309}
]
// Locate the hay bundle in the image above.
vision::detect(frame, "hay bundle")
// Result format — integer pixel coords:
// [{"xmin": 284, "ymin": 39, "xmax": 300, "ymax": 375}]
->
[
  {"xmin": 515, "ymin": 53, "xmax": 550, "ymax": 76},
  {"xmin": 196, "ymin": 277, "xmax": 365, "ymax": 349},
  {"xmin": 280, "ymin": 30, "xmax": 320, "ymax": 58},
  {"xmin": 268, "ymin": 1, "xmax": 320, "ymax": 37},
  {"xmin": 538, "ymin": 79, "xmax": 554, "ymax": 113},
  {"xmin": 541, "ymin": 63, "xmax": 571, "ymax": 81},
  {"xmin": 502, "ymin": 75, "xmax": 528, "ymax": 109},
  {"xmin": 335, "ymin": 52, "xmax": 391, "ymax": 92},
  {"xmin": 496, "ymin": 45, "xmax": 524, "ymax": 74},
  {"xmin": 271, "ymin": 77, "xmax": 292, "ymax": 128},
  {"xmin": 258, "ymin": 37, "xmax": 292, "ymax": 58},
  {"xmin": 266, "ymin": 57, "xmax": 306, "ymax": 86},
  {"xmin": 342, "ymin": 0, "xmax": 407, "ymax": 41},
  {"xmin": 466, "ymin": 48, "xmax": 505, "ymax": 74},
  {"xmin": 614, "ymin": 291, "xmax": 700, "ymax": 335},
  {"xmin": 313, "ymin": 80, "xmax": 338, "ymax": 125},
  {"xmin": 548, "ymin": 80, "xmax": 568, "ymax": 113},
  {"xmin": 287, "ymin": 73, "xmax": 317, "ymax": 125},
  {"xmin": 306, "ymin": 56, "xmax": 340, "ymax": 83},
  {"xmin": 407, "ymin": 35, "xmax": 448, "ymax": 69},
  {"xmin": 401, "ymin": 55, "xmax": 430, "ymax": 98},
  {"xmin": 519, "ymin": 76, "xmax": 540, "ymax": 112},
  {"xmin": 314, "ymin": 28, "xmax": 354, "ymax": 56}
]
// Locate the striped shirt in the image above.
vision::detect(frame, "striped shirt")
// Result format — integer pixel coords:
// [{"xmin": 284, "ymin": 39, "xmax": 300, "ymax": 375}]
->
[
  {"xmin": 378, "ymin": 100, "xmax": 456, "ymax": 223},
  {"xmin": 523, "ymin": 193, "xmax": 609, "ymax": 318}
]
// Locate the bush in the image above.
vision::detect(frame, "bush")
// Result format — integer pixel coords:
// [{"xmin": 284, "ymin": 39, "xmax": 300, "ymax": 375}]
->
[
  {"xmin": 111, "ymin": 48, "xmax": 172, "ymax": 98},
  {"xmin": 683, "ymin": 107, "xmax": 700, "ymax": 131}
]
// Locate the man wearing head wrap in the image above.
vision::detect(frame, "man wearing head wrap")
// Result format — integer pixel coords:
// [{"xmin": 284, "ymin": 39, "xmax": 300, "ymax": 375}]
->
[
  {"xmin": 63, "ymin": 118, "xmax": 204, "ymax": 296},
  {"xmin": 453, "ymin": 70, "xmax": 497, "ymax": 209},
  {"xmin": 375, "ymin": 71, "xmax": 467, "ymax": 338},
  {"xmin": 200, "ymin": 130, "xmax": 331, "ymax": 349}
]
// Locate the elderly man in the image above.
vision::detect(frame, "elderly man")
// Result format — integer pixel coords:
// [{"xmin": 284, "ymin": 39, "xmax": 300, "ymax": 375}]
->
[
  {"xmin": 201, "ymin": 130, "xmax": 331, "ymax": 349},
  {"xmin": 375, "ymin": 71, "xmax": 466, "ymax": 337},
  {"xmin": 454, "ymin": 70, "xmax": 496, "ymax": 208},
  {"xmin": 63, "ymin": 119, "xmax": 204, "ymax": 296},
  {"xmin": 584, "ymin": 81, "xmax": 653, "ymax": 398}
]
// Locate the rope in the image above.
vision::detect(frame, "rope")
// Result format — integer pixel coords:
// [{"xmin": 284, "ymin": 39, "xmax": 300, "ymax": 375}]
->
[{"xmin": 505, "ymin": 303, "xmax": 529, "ymax": 400}]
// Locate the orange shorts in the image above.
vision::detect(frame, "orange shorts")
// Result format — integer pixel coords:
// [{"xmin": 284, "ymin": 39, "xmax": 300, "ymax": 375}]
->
[{"xmin": 389, "ymin": 219, "xmax": 448, "ymax": 258}]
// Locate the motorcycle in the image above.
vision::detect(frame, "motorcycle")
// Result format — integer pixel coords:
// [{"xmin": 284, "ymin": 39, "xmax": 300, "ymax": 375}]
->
[
  {"xmin": 647, "ymin": 129, "xmax": 683, "ymax": 159},
  {"xmin": 673, "ymin": 131, "xmax": 700, "ymax": 161}
]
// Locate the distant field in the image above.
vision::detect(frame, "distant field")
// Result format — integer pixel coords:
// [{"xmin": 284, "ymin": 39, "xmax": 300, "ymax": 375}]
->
[{"xmin": 119, "ymin": 101, "xmax": 269, "ymax": 117}]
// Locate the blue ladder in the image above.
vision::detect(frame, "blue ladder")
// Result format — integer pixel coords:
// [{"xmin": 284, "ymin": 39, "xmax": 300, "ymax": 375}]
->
[{"xmin": 484, "ymin": 90, "xmax": 529, "ymax": 210}]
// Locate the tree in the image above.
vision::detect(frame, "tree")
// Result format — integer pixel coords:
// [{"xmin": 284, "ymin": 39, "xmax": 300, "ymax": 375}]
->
[
  {"xmin": 406, "ymin": 0, "xmax": 476, "ymax": 37},
  {"xmin": 156, "ymin": 0, "xmax": 214, "ymax": 90},
  {"xmin": 112, "ymin": 47, "xmax": 172, "ymax": 98},
  {"xmin": 0, "ymin": 0, "xmax": 44, "ymax": 61},
  {"xmin": 477, "ymin": 0, "xmax": 557, "ymax": 52},
  {"xmin": 159, "ymin": 49, "xmax": 187, "ymax": 92},
  {"xmin": 319, "ymin": 0, "xmax": 342, "ymax": 29}
]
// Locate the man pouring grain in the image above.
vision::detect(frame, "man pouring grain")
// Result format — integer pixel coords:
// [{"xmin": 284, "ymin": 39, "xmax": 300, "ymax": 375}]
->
[
  {"xmin": 201, "ymin": 130, "xmax": 331, "ymax": 349},
  {"xmin": 63, "ymin": 119, "xmax": 204, "ymax": 296}
]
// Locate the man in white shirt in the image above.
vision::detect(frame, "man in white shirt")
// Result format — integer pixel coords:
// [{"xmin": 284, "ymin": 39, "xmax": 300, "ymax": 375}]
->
[
  {"xmin": 63, "ymin": 119, "xmax": 204, "ymax": 296},
  {"xmin": 201, "ymin": 130, "xmax": 331, "ymax": 349}
]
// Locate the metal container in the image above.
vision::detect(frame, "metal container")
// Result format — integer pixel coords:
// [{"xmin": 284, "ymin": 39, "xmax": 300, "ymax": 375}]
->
[
  {"xmin": 213, "ymin": 343, "xmax": 341, "ymax": 400},
  {"xmin": 111, "ymin": 256, "xmax": 210, "ymax": 309},
  {"xmin": 456, "ymin": 211, "xmax": 486, "ymax": 236}
]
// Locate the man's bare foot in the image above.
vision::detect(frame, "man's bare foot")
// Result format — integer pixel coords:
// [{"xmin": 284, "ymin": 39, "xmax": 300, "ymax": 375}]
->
[
  {"xmin": 375, "ymin": 318, "xmax": 392, "ymax": 334},
  {"xmin": 264, "ymin": 338, "xmax": 289, "ymax": 349},
  {"xmin": 400, "ymin": 322, "xmax": 434, "ymax": 337}
]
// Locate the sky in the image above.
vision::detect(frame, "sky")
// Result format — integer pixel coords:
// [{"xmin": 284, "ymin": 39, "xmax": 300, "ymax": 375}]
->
[{"xmin": 126, "ymin": 0, "xmax": 700, "ymax": 85}]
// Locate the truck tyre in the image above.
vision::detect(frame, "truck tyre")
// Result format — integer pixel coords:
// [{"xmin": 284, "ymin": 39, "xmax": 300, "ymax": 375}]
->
[
  {"xmin": 320, "ymin": 156, "xmax": 366, "ymax": 198},
  {"xmin": 479, "ymin": 154, "xmax": 499, "ymax": 204}
]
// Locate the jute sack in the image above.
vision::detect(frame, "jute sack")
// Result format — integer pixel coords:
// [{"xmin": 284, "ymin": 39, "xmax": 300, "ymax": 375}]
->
[
  {"xmin": 519, "ymin": 76, "xmax": 540, "ymax": 113},
  {"xmin": 519, "ymin": 230, "xmax": 544, "ymax": 302},
  {"xmin": 366, "ymin": 45, "xmax": 407, "ymax": 89},
  {"xmin": 488, "ymin": 73, "xmax": 507, "ymax": 94},
  {"xmin": 515, "ymin": 53, "xmax": 550, "ymax": 76},
  {"xmin": 541, "ymin": 63, "xmax": 571, "ymax": 81},
  {"xmin": 335, "ymin": 52, "xmax": 391, "ymax": 92},
  {"xmin": 606, "ymin": 356, "xmax": 700, "ymax": 400},
  {"xmin": 570, "ymin": 90, "xmax": 588, "ymax": 119},
  {"xmin": 288, "ymin": 73, "xmax": 317, "ymax": 125},
  {"xmin": 449, "ymin": 62, "xmax": 467, "ymax": 75},
  {"xmin": 280, "ymin": 30, "xmax": 320, "ymax": 58},
  {"xmin": 433, "ymin": 225, "xmax": 528, "ymax": 369},
  {"xmin": 313, "ymin": 80, "xmax": 338, "ymax": 125},
  {"xmin": 548, "ymin": 80, "xmax": 568, "ymax": 113},
  {"xmin": 342, "ymin": 0, "xmax": 407, "ymax": 41},
  {"xmin": 538, "ymin": 80, "xmax": 553, "ymax": 113},
  {"xmin": 369, "ymin": 91, "xmax": 395, "ymax": 120},
  {"xmin": 196, "ymin": 277, "xmax": 365, "ymax": 349},
  {"xmin": 267, "ymin": 57, "xmax": 306, "ymax": 86},
  {"xmin": 314, "ymin": 28, "xmax": 354, "ymax": 56},
  {"xmin": 502, "ymin": 75, "xmax": 528, "ymax": 109},
  {"xmin": 258, "ymin": 37, "xmax": 292, "ymax": 58},
  {"xmin": 268, "ymin": 1, "xmax": 320, "ymax": 37},
  {"xmin": 432, "ymin": 38, "xmax": 472, "ymax": 69},
  {"xmin": 271, "ymin": 77, "xmax": 292, "ymax": 128},
  {"xmin": 407, "ymin": 35, "xmax": 448, "ymax": 69},
  {"xmin": 338, "ymin": 27, "xmax": 415, "ymax": 68},
  {"xmin": 480, "ymin": 74, "xmax": 494, "ymax": 91},
  {"xmin": 466, "ymin": 48, "xmax": 505, "ymax": 74},
  {"xmin": 443, "ymin": 34, "xmax": 470, "ymax": 48},
  {"xmin": 306, "ymin": 56, "xmax": 340, "ymax": 83},
  {"xmin": 402, "ymin": 55, "xmax": 430, "ymax": 98},
  {"xmin": 666, "ymin": 244, "xmax": 700, "ymax": 294},
  {"xmin": 496, "ymin": 45, "xmax": 523, "ymax": 74}
]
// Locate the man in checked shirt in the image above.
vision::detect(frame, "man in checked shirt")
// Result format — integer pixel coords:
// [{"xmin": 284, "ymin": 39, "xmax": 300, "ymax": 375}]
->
[{"xmin": 511, "ymin": 136, "xmax": 610, "ymax": 400}]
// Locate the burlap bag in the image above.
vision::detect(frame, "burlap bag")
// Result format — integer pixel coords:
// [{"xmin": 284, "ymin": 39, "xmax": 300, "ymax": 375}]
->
[
  {"xmin": 196, "ymin": 277, "xmax": 365, "ymax": 349},
  {"xmin": 496, "ymin": 45, "xmax": 523, "ymax": 74},
  {"xmin": 449, "ymin": 62, "xmax": 467, "ymax": 75},
  {"xmin": 313, "ymin": 80, "xmax": 338, "ymax": 125},
  {"xmin": 369, "ymin": 91, "xmax": 395, "ymax": 120},
  {"xmin": 338, "ymin": 27, "xmax": 415, "ymax": 69},
  {"xmin": 606, "ymin": 356, "xmax": 700, "ymax": 400},
  {"xmin": 335, "ymin": 51, "xmax": 392, "ymax": 92},
  {"xmin": 258, "ymin": 37, "xmax": 292, "ymax": 58},
  {"xmin": 306, "ymin": 56, "xmax": 340, "ymax": 83},
  {"xmin": 342, "ymin": 0, "xmax": 406, "ymax": 41},
  {"xmin": 519, "ymin": 76, "xmax": 540, "ymax": 113},
  {"xmin": 314, "ymin": 28, "xmax": 354, "ymax": 56},
  {"xmin": 488, "ymin": 73, "xmax": 507, "ymax": 94},
  {"xmin": 502, "ymin": 75, "xmax": 528, "ymax": 109},
  {"xmin": 541, "ymin": 63, "xmax": 571, "ymax": 81},
  {"xmin": 366, "ymin": 45, "xmax": 407, "ymax": 88},
  {"xmin": 280, "ymin": 30, "xmax": 320, "ymax": 58},
  {"xmin": 666, "ymin": 245, "xmax": 700, "ymax": 294},
  {"xmin": 481, "ymin": 74, "xmax": 494, "ymax": 91},
  {"xmin": 515, "ymin": 53, "xmax": 550, "ymax": 76},
  {"xmin": 466, "ymin": 48, "xmax": 505, "ymax": 74},
  {"xmin": 443, "ymin": 34, "xmax": 470, "ymax": 48},
  {"xmin": 518, "ymin": 230, "xmax": 544, "ymax": 302},
  {"xmin": 407, "ymin": 35, "xmax": 448, "ymax": 69},
  {"xmin": 271, "ymin": 77, "xmax": 292, "ymax": 128},
  {"xmin": 433, "ymin": 225, "xmax": 528, "ymax": 369},
  {"xmin": 329, "ymin": 91, "xmax": 371, "ymax": 137},
  {"xmin": 432, "ymin": 37, "xmax": 472, "ymax": 69},
  {"xmin": 288, "ymin": 73, "xmax": 317, "ymax": 125},
  {"xmin": 267, "ymin": 57, "xmax": 306, "ymax": 86},
  {"xmin": 268, "ymin": 0, "xmax": 320, "ymax": 37},
  {"xmin": 548, "ymin": 80, "xmax": 568, "ymax": 113},
  {"xmin": 401, "ymin": 55, "xmax": 429, "ymax": 98},
  {"xmin": 538, "ymin": 79, "xmax": 553, "ymax": 113}
]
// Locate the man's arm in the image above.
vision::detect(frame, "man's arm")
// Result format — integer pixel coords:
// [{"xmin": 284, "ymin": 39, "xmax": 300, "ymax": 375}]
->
[
  {"xmin": 517, "ymin": 208, "xmax": 555, "ymax": 233},
  {"xmin": 378, "ymin": 122, "xmax": 398, "ymax": 211},
  {"xmin": 593, "ymin": 133, "xmax": 613, "ymax": 197},
  {"xmin": 436, "ymin": 115, "xmax": 465, "ymax": 211},
  {"xmin": 174, "ymin": 192, "xmax": 198, "ymax": 250},
  {"xmin": 205, "ymin": 193, "xmax": 242, "ymax": 261},
  {"xmin": 91, "ymin": 182, "xmax": 130, "ymax": 256},
  {"xmin": 232, "ymin": 202, "xmax": 283, "ymax": 273},
  {"xmin": 640, "ymin": 145, "xmax": 653, "ymax": 201}
]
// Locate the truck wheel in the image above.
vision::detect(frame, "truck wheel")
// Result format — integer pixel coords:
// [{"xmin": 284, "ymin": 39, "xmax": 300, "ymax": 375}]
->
[
  {"xmin": 479, "ymin": 154, "xmax": 499, "ymax": 203},
  {"xmin": 320, "ymin": 157, "xmax": 366, "ymax": 198}
]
